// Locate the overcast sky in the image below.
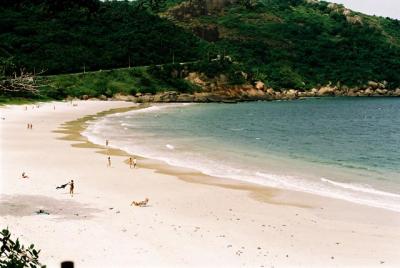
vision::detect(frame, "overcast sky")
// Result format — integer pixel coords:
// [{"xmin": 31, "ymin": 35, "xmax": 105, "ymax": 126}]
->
[{"xmin": 330, "ymin": 0, "xmax": 400, "ymax": 19}]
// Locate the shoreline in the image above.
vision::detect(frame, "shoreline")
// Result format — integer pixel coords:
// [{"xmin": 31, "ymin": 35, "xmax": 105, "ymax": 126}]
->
[
  {"xmin": 1, "ymin": 100, "xmax": 400, "ymax": 267},
  {"xmin": 81, "ymin": 102, "xmax": 400, "ymax": 213}
]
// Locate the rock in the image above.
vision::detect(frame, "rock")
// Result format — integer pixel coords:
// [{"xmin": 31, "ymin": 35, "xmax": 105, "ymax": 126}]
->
[
  {"xmin": 113, "ymin": 93, "xmax": 135, "ymax": 101},
  {"xmin": 367, "ymin": 81, "xmax": 379, "ymax": 89},
  {"xmin": 206, "ymin": 93, "xmax": 224, "ymax": 102},
  {"xmin": 193, "ymin": 92, "xmax": 210, "ymax": 102},
  {"xmin": 81, "ymin": 95, "xmax": 90, "ymax": 100},
  {"xmin": 394, "ymin": 88, "xmax": 400, "ymax": 97},
  {"xmin": 285, "ymin": 89, "xmax": 298, "ymax": 99},
  {"xmin": 376, "ymin": 88, "xmax": 388, "ymax": 95},
  {"xmin": 364, "ymin": 88, "xmax": 373, "ymax": 96},
  {"xmin": 266, "ymin": 88, "xmax": 274, "ymax": 95},
  {"xmin": 153, "ymin": 91, "xmax": 178, "ymax": 102},
  {"xmin": 36, "ymin": 209, "xmax": 50, "ymax": 215},
  {"xmin": 137, "ymin": 94, "xmax": 154, "ymax": 103},
  {"xmin": 317, "ymin": 86, "xmax": 336, "ymax": 96},
  {"xmin": 98, "ymin": 94, "xmax": 107, "ymax": 101},
  {"xmin": 255, "ymin": 81, "xmax": 265, "ymax": 91},
  {"xmin": 176, "ymin": 93, "xmax": 195, "ymax": 102},
  {"xmin": 347, "ymin": 89, "xmax": 358, "ymax": 97}
]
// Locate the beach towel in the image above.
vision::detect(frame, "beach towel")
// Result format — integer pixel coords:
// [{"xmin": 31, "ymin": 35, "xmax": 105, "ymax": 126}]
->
[{"xmin": 56, "ymin": 183, "xmax": 68, "ymax": 189}]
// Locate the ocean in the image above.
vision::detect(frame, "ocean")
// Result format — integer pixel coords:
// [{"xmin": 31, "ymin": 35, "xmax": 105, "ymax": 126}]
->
[{"xmin": 83, "ymin": 98, "xmax": 400, "ymax": 212}]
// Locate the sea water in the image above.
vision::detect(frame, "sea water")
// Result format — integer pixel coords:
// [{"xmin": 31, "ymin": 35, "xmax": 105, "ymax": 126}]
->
[{"xmin": 83, "ymin": 98, "xmax": 400, "ymax": 212}]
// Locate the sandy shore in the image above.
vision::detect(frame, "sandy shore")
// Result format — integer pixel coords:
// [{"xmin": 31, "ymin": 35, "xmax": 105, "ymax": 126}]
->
[{"xmin": 1, "ymin": 100, "xmax": 399, "ymax": 268}]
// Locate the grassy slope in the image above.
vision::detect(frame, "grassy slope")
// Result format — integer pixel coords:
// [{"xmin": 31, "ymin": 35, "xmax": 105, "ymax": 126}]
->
[{"xmin": 38, "ymin": 67, "xmax": 175, "ymax": 99}]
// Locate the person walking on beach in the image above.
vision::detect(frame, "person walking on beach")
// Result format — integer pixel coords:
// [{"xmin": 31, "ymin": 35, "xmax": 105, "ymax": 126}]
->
[
  {"xmin": 69, "ymin": 180, "xmax": 74, "ymax": 197},
  {"xmin": 129, "ymin": 157, "xmax": 133, "ymax": 169},
  {"xmin": 106, "ymin": 139, "xmax": 109, "ymax": 147},
  {"xmin": 107, "ymin": 156, "xmax": 111, "ymax": 167},
  {"xmin": 133, "ymin": 157, "xmax": 137, "ymax": 169}
]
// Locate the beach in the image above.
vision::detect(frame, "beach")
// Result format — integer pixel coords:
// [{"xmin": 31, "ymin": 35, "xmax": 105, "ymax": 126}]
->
[{"xmin": 1, "ymin": 100, "xmax": 400, "ymax": 268}]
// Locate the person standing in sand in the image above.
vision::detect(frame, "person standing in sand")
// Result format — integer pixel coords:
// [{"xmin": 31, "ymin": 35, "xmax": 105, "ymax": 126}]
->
[
  {"xmin": 106, "ymin": 139, "xmax": 109, "ymax": 147},
  {"xmin": 69, "ymin": 180, "xmax": 74, "ymax": 197},
  {"xmin": 133, "ymin": 157, "xmax": 137, "ymax": 169},
  {"xmin": 108, "ymin": 156, "xmax": 111, "ymax": 167},
  {"xmin": 129, "ymin": 157, "xmax": 133, "ymax": 169}
]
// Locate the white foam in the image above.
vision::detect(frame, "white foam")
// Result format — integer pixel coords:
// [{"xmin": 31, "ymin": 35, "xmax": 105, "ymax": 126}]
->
[
  {"xmin": 321, "ymin": 178, "xmax": 400, "ymax": 198},
  {"xmin": 166, "ymin": 144, "xmax": 175, "ymax": 150}
]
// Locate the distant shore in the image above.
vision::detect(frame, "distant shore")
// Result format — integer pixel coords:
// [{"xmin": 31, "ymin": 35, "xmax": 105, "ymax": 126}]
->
[{"xmin": 1, "ymin": 101, "xmax": 400, "ymax": 267}]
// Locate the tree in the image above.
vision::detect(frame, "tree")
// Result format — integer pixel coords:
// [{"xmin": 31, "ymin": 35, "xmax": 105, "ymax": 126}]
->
[
  {"xmin": 0, "ymin": 228, "xmax": 46, "ymax": 268},
  {"xmin": 135, "ymin": 0, "xmax": 166, "ymax": 13}
]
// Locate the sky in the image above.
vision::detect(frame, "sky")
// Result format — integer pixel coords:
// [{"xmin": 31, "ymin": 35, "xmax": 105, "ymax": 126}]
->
[{"xmin": 330, "ymin": 0, "xmax": 400, "ymax": 20}]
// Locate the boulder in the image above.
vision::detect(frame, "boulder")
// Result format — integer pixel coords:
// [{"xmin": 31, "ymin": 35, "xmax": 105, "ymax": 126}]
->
[
  {"xmin": 367, "ymin": 81, "xmax": 379, "ymax": 89},
  {"xmin": 286, "ymin": 89, "xmax": 298, "ymax": 99},
  {"xmin": 113, "ymin": 93, "xmax": 135, "ymax": 101},
  {"xmin": 376, "ymin": 88, "xmax": 388, "ymax": 95},
  {"xmin": 98, "ymin": 95, "xmax": 107, "ymax": 101},
  {"xmin": 394, "ymin": 88, "xmax": 400, "ymax": 97},
  {"xmin": 266, "ymin": 88, "xmax": 274, "ymax": 95},
  {"xmin": 176, "ymin": 94, "xmax": 195, "ymax": 102},
  {"xmin": 364, "ymin": 88, "xmax": 373, "ymax": 96},
  {"xmin": 194, "ymin": 92, "xmax": 210, "ymax": 102},
  {"xmin": 317, "ymin": 86, "xmax": 335, "ymax": 96},
  {"xmin": 255, "ymin": 81, "xmax": 265, "ymax": 91}
]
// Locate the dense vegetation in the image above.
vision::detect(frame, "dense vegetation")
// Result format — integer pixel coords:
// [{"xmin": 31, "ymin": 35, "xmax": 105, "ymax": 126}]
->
[
  {"xmin": 167, "ymin": 0, "xmax": 400, "ymax": 89},
  {"xmin": 0, "ymin": 228, "xmax": 45, "ymax": 267},
  {"xmin": 1, "ymin": 0, "xmax": 400, "ymax": 101},
  {"xmin": 0, "ymin": 0, "xmax": 204, "ymax": 75},
  {"xmin": 39, "ymin": 58, "xmax": 245, "ymax": 99}
]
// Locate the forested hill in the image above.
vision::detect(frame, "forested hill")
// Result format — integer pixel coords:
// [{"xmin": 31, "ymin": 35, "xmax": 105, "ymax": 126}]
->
[
  {"xmin": 164, "ymin": 0, "xmax": 400, "ymax": 89},
  {"xmin": 0, "ymin": 0, "xmax": 204, "ymax": 74},
  {"xmin": 1, "ymin": 0, "xmax": 400, "ymax": 92}
]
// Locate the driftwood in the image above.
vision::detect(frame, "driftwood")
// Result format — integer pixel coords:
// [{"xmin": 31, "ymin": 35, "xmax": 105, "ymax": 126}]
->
[{"xmin": 0, "ymin": 69, "xmax": 45, "ymax": 94}]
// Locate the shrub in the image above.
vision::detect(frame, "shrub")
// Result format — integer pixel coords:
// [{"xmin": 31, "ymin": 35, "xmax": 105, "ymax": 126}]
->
[{"xmin": 0, "ymin": 228, "xmax": 46, "ymax": 268}]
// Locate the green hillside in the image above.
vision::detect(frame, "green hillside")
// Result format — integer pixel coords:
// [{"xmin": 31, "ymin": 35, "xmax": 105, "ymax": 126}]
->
[
  {"xmin": 164, "ymin": 0, "xmax": 400, "ymax": 89},
  {"xmin": 1, "ymin": 0, "xmax": 400, "ymax": 100},
  {"xmin": 0, "ymin": 0, "xmax": 204, "ymax": 75}
]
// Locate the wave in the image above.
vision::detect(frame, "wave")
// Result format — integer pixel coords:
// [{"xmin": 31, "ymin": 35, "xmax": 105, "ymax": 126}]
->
[
  {"xmin": 320, "ymin": 178, "xmax": 400, "ymax": 198},
  {"xmin": 166, "ymin": 144, "xmax": 175, "ymax": 150}
]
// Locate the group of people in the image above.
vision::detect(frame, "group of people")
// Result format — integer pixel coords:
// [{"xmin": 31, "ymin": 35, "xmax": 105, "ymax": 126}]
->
[
  {"xmin": 27, "ymin": 123, "xmax": 33, "ymax": 129},
  {"xmin": 105, "ymin": 140, "xmax": 137, "ymax": 169},
  {"xmin": 107, "ymin": 156, "xmax": 137, "ymax": 168}
]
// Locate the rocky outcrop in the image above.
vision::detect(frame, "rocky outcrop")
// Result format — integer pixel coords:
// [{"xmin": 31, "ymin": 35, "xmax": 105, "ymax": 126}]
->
[{"xmin": 111, "ymin": 79, "xmax": 400, "ymax": 103}]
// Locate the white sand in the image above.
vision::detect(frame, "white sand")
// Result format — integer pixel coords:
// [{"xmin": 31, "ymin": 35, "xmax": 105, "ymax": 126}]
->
[{"xmin": 1, "ymin": 100, "xmax": 399, "ymax": 268}]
